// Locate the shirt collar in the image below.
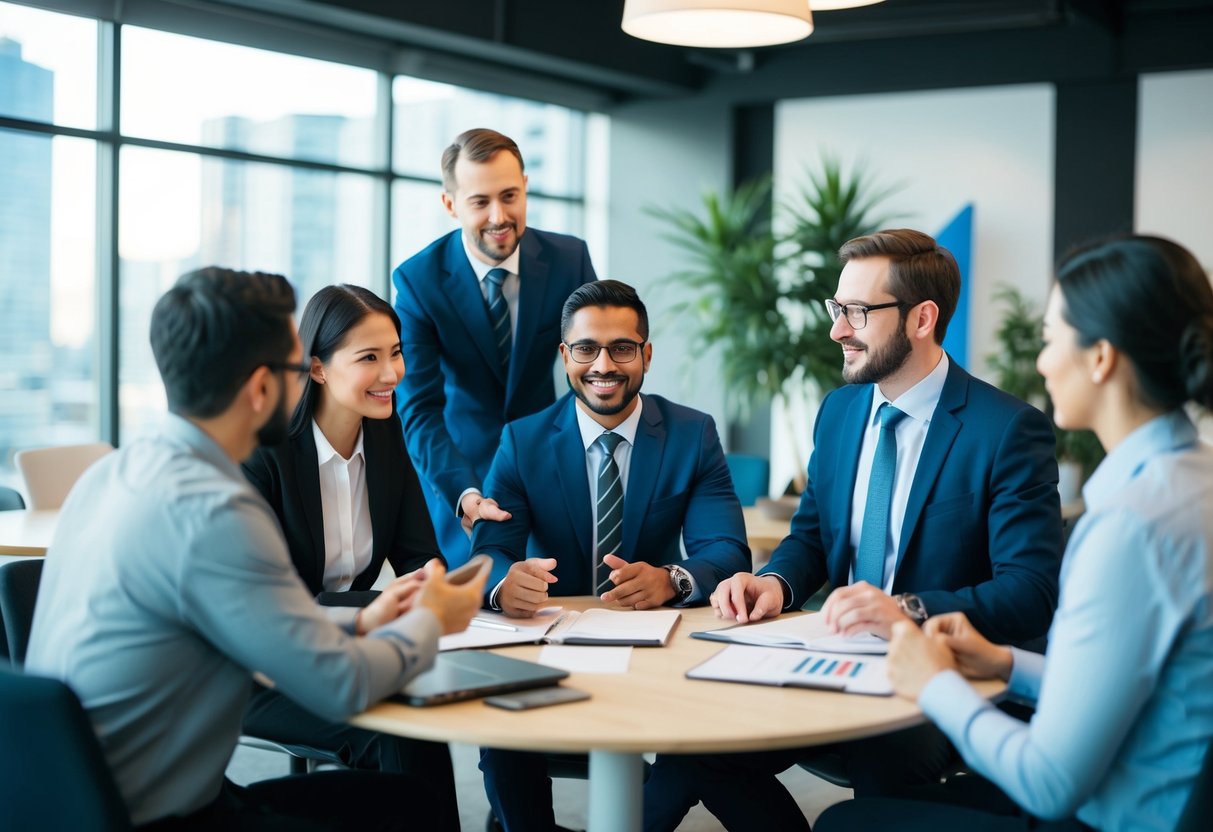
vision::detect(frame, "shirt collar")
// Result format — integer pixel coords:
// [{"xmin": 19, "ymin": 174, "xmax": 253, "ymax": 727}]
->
[
  {"xmin": 1081, "ymin": 409, "xmax": 1198, "ymax": 509},
  {"xmin": 869, "ymin": 352, "xmax": 950, "ymax": 427},
  {"xmin": 312, "ymin": 418, "xmax": 364, "ymax": 466},
  {"xmin": 574, "ymin": 394, "xmax": 644, "ymax": 452},
  {"xmin": 163, "ymin": 413, "xmax": 245, "ymax": 481},
  {"xmin": 462, "ymin": 233, "xmax": 522, "ymax": 283}
]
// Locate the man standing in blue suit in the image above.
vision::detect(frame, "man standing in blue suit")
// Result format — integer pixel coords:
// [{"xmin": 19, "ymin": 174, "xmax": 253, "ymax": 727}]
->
[
  {"xmin": 643, "ymin": 228, "xmax": 1064, "ymax": 831},
  {"xmin": 393, "ymin": 128, "xmax": 597, "ymax": 567},
  {"xmin": 473, "ymin": 280, "xmax": 752, "ymax": 831}
]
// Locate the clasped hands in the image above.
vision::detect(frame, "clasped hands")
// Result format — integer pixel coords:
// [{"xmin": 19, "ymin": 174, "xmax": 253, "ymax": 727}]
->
[
  {"xmin": 497, "ymin": 553, "xmax": 675, "ymax": 618},
  {"xmin": 355, "ymin": 558, "xmax": 489, "ymax": 636}
]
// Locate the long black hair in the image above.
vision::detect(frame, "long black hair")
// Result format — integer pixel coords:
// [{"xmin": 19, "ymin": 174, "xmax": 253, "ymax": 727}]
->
[
  {"xmin": 288, "ymin": 284, "xmax": 401, "ymax": 438},
  {"xmin": 1056, "ymin": 234, "xmax": 1213, "ymax": 412}
]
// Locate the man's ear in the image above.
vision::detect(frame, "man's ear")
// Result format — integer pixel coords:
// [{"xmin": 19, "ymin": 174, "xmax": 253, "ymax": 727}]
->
[
  {"xmin": 908, "ymin": 300, "xmax": 940, "ymax": 343},
  {"xmin": 642, "ymin": 341, "xmax": 653, "ymax": 373},
  {"xmin": 440, "ymin": 190, "xmax": 457, "ymax": 220},
  {"xmin": 245, "ymin": 365, "xmax": 274, "ymax": 415}
]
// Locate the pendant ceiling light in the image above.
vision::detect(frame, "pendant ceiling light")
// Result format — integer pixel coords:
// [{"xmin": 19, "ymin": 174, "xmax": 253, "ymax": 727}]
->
[{"xmin": 621, "ymin": 0, "xmax": 885, "ymax": 49}]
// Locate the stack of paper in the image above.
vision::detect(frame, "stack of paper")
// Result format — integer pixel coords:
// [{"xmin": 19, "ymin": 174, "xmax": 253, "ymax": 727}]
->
[
  {"xmin": 687, "ymin": 644, "xmax": 892, "ymax": 696},
  {"xmin": 692, "ymin": 612, "xmax": 887, "ymax": 654}
]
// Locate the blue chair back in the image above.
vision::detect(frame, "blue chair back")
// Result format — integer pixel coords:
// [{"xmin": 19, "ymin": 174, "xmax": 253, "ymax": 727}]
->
[
  {"xmin": 0, "ymin": 485, "xmax": 24, "ymax": 511},
  {"xmin": 0, "ymin": 559, "xmax": 43, "ymax": 666},
  {"xmin": 726, "ymin": 453, "xmax": 770, "ymax": 506}
]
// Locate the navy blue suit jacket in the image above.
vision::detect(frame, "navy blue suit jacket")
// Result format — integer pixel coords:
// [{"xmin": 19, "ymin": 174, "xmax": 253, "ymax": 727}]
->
[
  {"xmin": 392, "ymin": 228, "xmax": 596, "ymax": 567},
  {"xmin": 760, "ymin": 359, "xmax": 1062, "ymax": 645},
  {"xmin": 471, "ymin": 393, "xmax": 752, "ymax": 600}
]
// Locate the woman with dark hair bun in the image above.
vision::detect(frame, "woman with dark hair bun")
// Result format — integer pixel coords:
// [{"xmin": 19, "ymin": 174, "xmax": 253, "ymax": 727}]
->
[
  {"xmin": 818, "ymin": 235, "xmax": 1213, "ymax": 832},
  {"xmin": 240, "ymin": 284, "xmax": 457, "ymax": 825}
]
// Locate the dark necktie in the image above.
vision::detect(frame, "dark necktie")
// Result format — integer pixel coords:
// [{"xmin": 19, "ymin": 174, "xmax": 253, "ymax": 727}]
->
[
  {"xmin": 484, "ymin": 268, "xmax": 511, "ymax": 373},
  {"xmin": 594, "ymin": 431, "xmax": 625, "ymax": 595},
  {"xmin": 854, "ymin": 404, "xmax": 908, "ymax": 589}
]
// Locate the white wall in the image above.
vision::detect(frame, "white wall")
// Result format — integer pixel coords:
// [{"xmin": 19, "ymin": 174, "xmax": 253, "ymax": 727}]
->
[
  {"xmin": 1136, "ymin": 69, "xmax": 1213, "ymax": 272},
  {"xmin": 605, "ymin": 96, "xmax": 732, "ymax": 433},
  {"xmin": 771, "ymin": 84, "xmax": 1055, "ymax": 490}
]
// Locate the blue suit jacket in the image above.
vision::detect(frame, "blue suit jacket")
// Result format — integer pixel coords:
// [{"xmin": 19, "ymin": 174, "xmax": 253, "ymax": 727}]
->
[
  {"xmin": 392, "ymin": 228, "xmax": 596, "ymax": 567},
  {"xmin": 760, "ymin": 359, "xmax": 1062, "ymax": 645},
  {"xmin": 471, "ymin": 393, "xmax": 752, "ymax": 600}
]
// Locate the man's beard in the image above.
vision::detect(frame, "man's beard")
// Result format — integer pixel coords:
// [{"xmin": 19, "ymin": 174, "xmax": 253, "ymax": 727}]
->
[
  {"xmin": 841, "ymin": 323, "xmax": 913, "ymax": 385},
  {"xmin": 476, "ymin": 223, "xmax": 521, "ymax": 262},
  {"xmin": 256, "ymin": 389, "xmax": 291, "ymax": 447},
  {"xmin": 569, "ymin": 372, "xmax": 642, "ymax": 417}
]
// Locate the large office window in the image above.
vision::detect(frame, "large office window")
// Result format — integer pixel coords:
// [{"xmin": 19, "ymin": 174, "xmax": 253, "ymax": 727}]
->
[{"xmin": 0, "ymin": 1, "xmax": 600, "ymax": 476}]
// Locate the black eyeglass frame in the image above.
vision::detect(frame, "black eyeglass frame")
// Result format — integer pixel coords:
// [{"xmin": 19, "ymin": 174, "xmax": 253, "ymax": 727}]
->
[
  {"xmin": 561, "ymin": 339, "xmax": 648, "ymax": 364},
  {"xmin": 824, "ymin": 298, "xmax": 907, "ymax": 330},
  {"xmin": 265, "ymin": 360, "xmax": 313, "ymax": 376}
]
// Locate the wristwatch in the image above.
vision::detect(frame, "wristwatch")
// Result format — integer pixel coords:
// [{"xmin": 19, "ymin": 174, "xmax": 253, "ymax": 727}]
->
[
  {"xmin": 895, "ymin": 593, "xmax": 928, "ymax": 625},
  {"xmin": 664, "ymin": 564, "xmax": 693, "ymax": 603}
]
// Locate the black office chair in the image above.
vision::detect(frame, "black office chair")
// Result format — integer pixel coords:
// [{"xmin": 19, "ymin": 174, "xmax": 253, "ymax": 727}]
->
[
  {"xmin": 0, "ymin": 558, "xmax": 42, "ymax": 667},
  {"xmin": 0, "ymin": 664, "xmax": 132, "ymax": 830},
  {"xmin": 0, "ymin": 485, "xmax": 25, "ymax": 511}
]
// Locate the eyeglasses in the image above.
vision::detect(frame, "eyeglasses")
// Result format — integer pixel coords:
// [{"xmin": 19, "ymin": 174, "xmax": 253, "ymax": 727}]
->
[
  {"xmin": 824, "ymin": 299, "xmax": 906, "ymax": 330},
  {"xmin": 563, "ymin": 340, "xmax": 646, "ymax": 364}
]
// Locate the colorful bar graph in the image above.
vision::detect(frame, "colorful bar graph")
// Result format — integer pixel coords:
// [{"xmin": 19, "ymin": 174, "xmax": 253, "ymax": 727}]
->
[{"xmin": 792, "ymin": 653, "xmax": 865, "ymax": 679}]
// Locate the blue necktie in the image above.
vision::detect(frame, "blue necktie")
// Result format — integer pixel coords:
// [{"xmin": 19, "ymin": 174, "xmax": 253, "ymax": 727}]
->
[
  {"xmin": 854, "ymin": 404, "xmax": 908, "ymax": 589},
  {"xmin": 594, "ymin": 431, "xmax": 625, "ymax": 595},
  {"xmin": 484, "ymin": 268, "xmax": 511, "ymax": 373}
]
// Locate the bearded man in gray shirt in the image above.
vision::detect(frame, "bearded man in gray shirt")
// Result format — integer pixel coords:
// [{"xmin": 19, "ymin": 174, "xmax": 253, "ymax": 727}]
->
[{"xmin": 26, "ymin": 268, "xmax": 487, "ymax": 830}]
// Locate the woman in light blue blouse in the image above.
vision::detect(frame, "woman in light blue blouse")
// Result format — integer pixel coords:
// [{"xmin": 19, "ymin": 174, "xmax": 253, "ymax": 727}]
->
[{"xmin": 819, "ymin": 234, "xmax": 1213, "ymax": 832}]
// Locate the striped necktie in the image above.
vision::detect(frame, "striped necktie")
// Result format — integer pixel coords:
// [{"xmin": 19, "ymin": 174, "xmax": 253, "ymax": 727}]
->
[
  {"xmin": 854, "ymin": 403, "xmax": 908, "ymax": 589},
  {"xmin": 484, "ymin": 268, "xmax": 511, "ymax": 373},
  {"xmin": 594, "ymin": 431, "xmax": 625, "ymax": 594}
]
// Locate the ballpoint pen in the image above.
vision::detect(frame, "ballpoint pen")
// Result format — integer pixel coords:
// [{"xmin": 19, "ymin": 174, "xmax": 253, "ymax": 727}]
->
[{"xmin": 470, "ymin": 617, "xmax": 518, "ymax": 632}]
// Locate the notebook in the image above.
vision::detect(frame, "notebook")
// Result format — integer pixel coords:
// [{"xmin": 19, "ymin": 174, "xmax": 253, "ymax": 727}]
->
[
  {"xmin": 439, "ymin": 608, "xmax": 682, "ymax": 651},
  {"xmin": 687, "ymin": 644, "xmax": 892, "ymax": 696},
  {"xmin": 692, "ymin": 612, "xmax": 887, "ymax": 654},
  {"xmin": 393, "ymin": 650, "xmax": 568, "ymax": 707}
]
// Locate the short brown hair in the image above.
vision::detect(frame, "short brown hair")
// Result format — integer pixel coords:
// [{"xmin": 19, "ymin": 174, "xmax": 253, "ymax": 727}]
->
[
  {"xmin": 441, "ymin": 128, "xmax": 525, "ymax": 193},
  {"xmin": 838, "ymin": 228, "xmax": 960, "ymax": 344}
]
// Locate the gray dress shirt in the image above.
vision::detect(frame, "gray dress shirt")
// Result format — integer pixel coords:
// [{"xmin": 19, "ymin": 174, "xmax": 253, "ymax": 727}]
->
[{"xmin": 26, "ymin": 414, "xmax": 439, "ymax": 825}]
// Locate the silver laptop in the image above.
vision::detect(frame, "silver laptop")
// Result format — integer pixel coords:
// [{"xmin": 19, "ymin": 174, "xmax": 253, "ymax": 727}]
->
[{"xmin": 394, "ymin": 650, "xmax": 568, "ymax": 707}]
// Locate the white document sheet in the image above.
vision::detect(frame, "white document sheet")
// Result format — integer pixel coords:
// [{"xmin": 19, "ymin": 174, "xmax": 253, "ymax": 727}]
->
[
  {"xmin": 538, "ymin": 645, "xmax": 633, "ymax": 674},
  {"xmin": 687, "ymin": 644, "xmax": 892, "ymax": 696},
  {"xmin": 438, "ymin": 607, "xmax": 565, "ymax": 651},
  {"xmin": 694, "ymin": 612, "xmax": 887, "ymax": 654}
]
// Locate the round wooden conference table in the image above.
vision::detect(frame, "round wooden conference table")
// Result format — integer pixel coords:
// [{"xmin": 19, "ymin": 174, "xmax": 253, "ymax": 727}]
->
[
  {"xmin": 0, "ymin": 509, "xmax": 56, "ymax": 556},
  {"xmin": 352, "ymin": 597, "xmax": 1005, "ymax": 832}
]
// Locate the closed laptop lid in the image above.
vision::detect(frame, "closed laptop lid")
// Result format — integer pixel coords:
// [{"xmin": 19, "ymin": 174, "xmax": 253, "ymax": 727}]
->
[{"xmin": 395, "ymin": 650, "xmax": 568, "ymax": 707}]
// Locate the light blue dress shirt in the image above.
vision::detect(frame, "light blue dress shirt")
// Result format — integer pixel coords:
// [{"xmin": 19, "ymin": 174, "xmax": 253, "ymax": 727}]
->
[
  {"xmin": 919, "ymin": 410, "xmax": 1213, "ymax": 830},
  {"xmin": 26, "ymin": 415, "xmax": 440, "ymax": 825}
]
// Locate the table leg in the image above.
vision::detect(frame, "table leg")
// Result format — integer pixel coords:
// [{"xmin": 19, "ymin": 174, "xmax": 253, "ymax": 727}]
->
[{"xmin": 588, "ymin": 749, "xmax": 643, "ymax": 831}]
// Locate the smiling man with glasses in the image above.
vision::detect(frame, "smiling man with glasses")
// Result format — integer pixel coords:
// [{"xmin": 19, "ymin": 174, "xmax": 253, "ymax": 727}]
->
[
  {"xmin": 643, "ymin": 228, "xmax": 1065, "ymax": 831},
  {"xmin": 469, "ymin": 279, "xmax": 751, "ymax": 832}
]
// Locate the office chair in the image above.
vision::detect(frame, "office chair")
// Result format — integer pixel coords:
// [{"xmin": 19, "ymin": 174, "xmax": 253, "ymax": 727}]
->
[
  {"xmin": 0, "ymin": 665, "xmax": 132, "ymax": 831},
  {"xmin": 0, "ymin": 485, "xmax": 25, "ymax": 511},
  {"xmin": 725, "ymin": 453, "xmax": 771, "ymax": 507},
  {"xmin": 14, "ymin": 441, "xmax": 114, "ymax": 509}
]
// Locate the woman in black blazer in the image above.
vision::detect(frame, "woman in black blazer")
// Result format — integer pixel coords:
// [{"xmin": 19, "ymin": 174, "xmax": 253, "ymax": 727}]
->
[{"xmin": 241, "ymin": 284, "xmax": 455, "ymax": 822}]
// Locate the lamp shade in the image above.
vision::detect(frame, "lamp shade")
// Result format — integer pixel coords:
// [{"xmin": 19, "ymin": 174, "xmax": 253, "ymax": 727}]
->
[{"xmin": 621, "ymin": 0, "xmax": 813, "ymax": 49}]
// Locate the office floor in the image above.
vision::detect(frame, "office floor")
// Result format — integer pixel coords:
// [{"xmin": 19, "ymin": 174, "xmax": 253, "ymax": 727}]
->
[{"xmin": 228, "ymin": 741, "xmax": 851, "ymax": 830}]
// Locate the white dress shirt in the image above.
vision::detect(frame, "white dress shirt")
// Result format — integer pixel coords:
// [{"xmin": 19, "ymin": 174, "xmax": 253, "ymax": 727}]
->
[
  {"xmin": 575, "ymin": 397, "xmax": 644, "ymax": 560},
  {"xmin": 313, "ymin": 420, "xmax": 374, "ymax": 592},
  {"xmin": 847, "ymin": 352, "xmax": 949, "ymax": 592}
]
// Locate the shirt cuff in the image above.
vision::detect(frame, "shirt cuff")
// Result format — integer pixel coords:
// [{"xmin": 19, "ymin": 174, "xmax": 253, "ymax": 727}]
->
[
  {"xmin": 919, "ymin": 668, "xmax": 994, "ymax": 740},
  {"xmin": 488, "ymin": 577, "xmax": 506, "ymax": 611},
  {"xmin": 759, "ymin": 572, "xmax": 795, "ymax": 610},
  {"xmin": 370, "ymin": 607, "xmax": 441, "ymax": 649},
  {"xmin": 1007, "ymin": 646, "xmax": 1045, "ymax": 702},
  {"xmin": 456, "ymin": 487, "xmax": 482, "ymax": 517}
]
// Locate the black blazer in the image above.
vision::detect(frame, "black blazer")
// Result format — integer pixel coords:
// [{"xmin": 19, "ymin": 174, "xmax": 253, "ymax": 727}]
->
[{"xmin": 242, "ymin": 415, "xmax": 442, "ymax": 598}]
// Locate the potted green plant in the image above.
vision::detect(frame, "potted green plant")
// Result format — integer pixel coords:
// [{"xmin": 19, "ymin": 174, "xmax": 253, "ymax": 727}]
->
[
  {"xmin": 988, "ymin": 285, "xmax": 1104, "ymax": 502},
  {"xmin": 648, "ymin": 157, "xmax": 899, "ymax": 491}
]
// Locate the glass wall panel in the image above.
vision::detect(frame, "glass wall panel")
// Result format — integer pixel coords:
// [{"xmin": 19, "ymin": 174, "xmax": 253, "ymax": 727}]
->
[
  {"xmin": 0, "ymin": 130, "xmax": 97, "ymax": 468},
  {"xmin": 0, "ymin": 2, "xmax": 97, "ymax": 129},
  {"xmin": 393, "ymin": 77, "xmax": 586, "ymax": 198},
  {"xmin": 122, "ymin": 26, "xmax": 378, "ymax": 168},
  {"xmin": 119, "ymin": 146, "xmax": 376, "ymax": 439}
]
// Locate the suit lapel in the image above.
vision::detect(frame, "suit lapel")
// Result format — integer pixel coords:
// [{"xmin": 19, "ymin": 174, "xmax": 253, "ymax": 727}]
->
[
  {"xmin": 293, "ymin": 428, "xmax": 327, "ymax": 588},
  {"xmin": 362, "ymin": 419, "xmax": 393, "ymax": 584},
  {"xmin": 833, "ymin": 387, "xmax": 873, "ymax": 550},
  {"xmin": 895, "ymin": 360, "xmax": 967, "ymax": 569},
  {"xmin": 620, "ymin": 398, "xmax": 662, "ymax": 562},
  {"xmin": 508, "ymin": 232, "xmax": 549, "ymax": 405},
  {"xmin": 441, "ymin": 234, "xmax": 507, "ymax": 387},
  {"xmin": 551, "ymin": 400, "xmax": 593, "ymax": 588}
]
